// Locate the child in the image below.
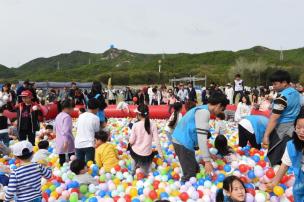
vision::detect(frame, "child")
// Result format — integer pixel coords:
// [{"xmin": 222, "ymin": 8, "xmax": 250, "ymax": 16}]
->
[
  {"xmin": 214, "ymin": 135, "xmax": 238, "ymax": 163},
  {"xmin": 78, "ymin": 108, "xmax": 86, "ymax": 116},
  {"xmin": 214, "ymin": 112, "xmax": 226, "ymax": 135},
  {"xmin": 5, "ymin": 141, "xmax": 52, "ymax": 202},
  {"xmin": 31, "ymin": 140, "xmax": 50, "ymax": 163},
  {"xmin": 95, "ymin": 131, "xmax": 119, "ymax": 172},
  {"xmin": 100, "ymin": 117, "xmax": 111, "ymax": 141},
  {"xmin": 8, "ymin": 118, "xmax": 18, "ymax": 140},
  {"xmin": 38, "ymin": 124, "xmax": 55, "ymax": 141},
  {"xmin": 234, "ymin": 95, "xmax": 251, "ymax": 122},
  {"xmin": 165, "ymin": 102, "xmax": 183, "ymax": 141},
  {"xmin": 216, "ymin": 175, "xmax": 246, "ymax": 202},
  {"xmin": 266, "ymin": 109, "xmax": 304, "ymax": 201},
  {"xmin": 70, "ymin": 159, "xmax": 97, "ymax": 185},
  {"xmin": 128, "ymin": 104, "xmax": 164, "ymax": 176},
  {"xmin": 0, "ymin": 107, "xmax": 10, "ymax": 147}
]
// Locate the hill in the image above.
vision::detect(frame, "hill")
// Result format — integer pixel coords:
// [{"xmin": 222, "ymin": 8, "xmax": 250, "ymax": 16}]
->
[{"xmin": 1, "ymin": 46, "xmax": 304, "ymax": 85}]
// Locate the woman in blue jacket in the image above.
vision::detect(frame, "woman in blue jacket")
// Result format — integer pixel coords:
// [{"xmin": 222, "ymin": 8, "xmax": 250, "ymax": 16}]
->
[{"xmin": 266, "ymin": 107, "xmax": 304, "ymax": 201}]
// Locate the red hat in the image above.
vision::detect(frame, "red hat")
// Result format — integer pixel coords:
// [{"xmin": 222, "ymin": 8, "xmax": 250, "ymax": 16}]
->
[{"xmin": 20, "ymin": 90, "xmax": 33, "ymax": 97}]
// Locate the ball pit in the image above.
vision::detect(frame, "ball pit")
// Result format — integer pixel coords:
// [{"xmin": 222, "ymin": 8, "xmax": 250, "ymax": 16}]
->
[{"xmin": 0, "ymin": 118, "xmax": 296, "ymax": 202}]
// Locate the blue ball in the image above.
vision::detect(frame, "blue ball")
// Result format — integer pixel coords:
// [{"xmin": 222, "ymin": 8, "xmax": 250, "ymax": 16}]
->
[
  {"xmin": 247, "ymin": 170, "xmax": 256, "ymax": 179},
  {"xmin": 245, "ymin": 183, "xmax": 254, "ymax": 189},
  {"xmin": 198, "ymin": 178, "xmax": 205, "ymax": 186},
  {"xmin": 8, "ymin": 159, "xmax": 15, "ymax": 165},
  {"xmin": 217, "ymin": 174, "xmax": 225, "ymax": 182},
  {"xmin": 252, "ymin": 155, "xmax": 260, "ymax": 162},
  {"xmin": 98, "ymin": 190, "xmax": 106, "ymax": 197},
  {"xmin": 80, "ymin": 196, "xmax": 87, "ymax": 202},
  {"xmin": 280, "ymin": 183, "xmax": 287, "ymax": 190},
  {"xmin": 153, "ymin": 171, "xmax": 160, "ymax": 176},
  {"xmin": 89, "ymin": 197, "xmax": 98, "ymax": 202},
  {"xmin": 160, "ymin": 192, "xmax": 169, "ymax": 199},
  {"xmin": 138, "ymin": 188, "xmax": 144, "ymax": 195},
  {"xmin": 132, "ymin": 199, "xmax": 140, "ymax": 202},
  {"xmin": 45, "ymin": 189, "xmax": 51, "ymax": 196},
  {"xmin": 224, "ymin": 165, "xmax": 231, "ymax": 172},
  {"xmin": 48, "ymin": 147, "xmax": 53, "ymax": 153}
]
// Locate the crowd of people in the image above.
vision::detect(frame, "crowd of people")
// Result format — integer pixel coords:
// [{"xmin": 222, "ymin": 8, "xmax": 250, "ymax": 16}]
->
[{"xmin": 0, "ymin": 69, "xmax": 304, "ymax": 201}]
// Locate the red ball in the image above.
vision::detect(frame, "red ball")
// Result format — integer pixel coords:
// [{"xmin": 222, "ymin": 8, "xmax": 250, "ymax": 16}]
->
[
  {"xmin": 132, "ymin": 97, "xmax": 138, "ymax": 102},
  {"xmin": 281, "ymin": 175, "xmax": 289, "ymax": 184},
  {"xmin": 149, "ymin": 190, "xmax": 158, "ymax": 200},
  {"xmin": 179, "ymin": 192, "xmax": 189, "ymax": 201},
  {"xmin": 113, "ymin": 196, "xmax": 120, "ymax": 202},
  {"xmin": 239, "ymin": 164, "xmax": 247, "ymax": 173},
  {"xmin": 153, "ymin": 180, "xmax": 160, "ymax": 189},
  {"xmin": 218, "ymin": 165, "xmax": 223, "ymax": 170},
  {"xmin": 266, "ymin": 168, "xmax": 275, "ymax": 179},
  {"xmin": 246, "ymin": 188, "xmax": 256, "ymax": 196},
  {"xmin": 173, "ymin": 173, "xmax": 180, "ymax": 180},
  {"xmin": 240, "ymin": 176, "xmax": 248, "ymax": 183},
  {"xmin": 197, "ymin": 190, "xmax": 204, "ymax": 198},
  {"xmin": 257, "ymin": 160, "xmax": 266, "ymax": 168},
  {"xmin": 124, "ymin": 195, "xmax": 132, "ymax": 202},
  {"xmin": 114, "ymin": 165, "xmax": 121, "ymax": 171},
  {"xmin": 137, "ymin": 172, "xmax": 145, "ymax": 180},
  {"xmin": 70, "ymin": 188, "xmax": 79, "ymax": 194}
]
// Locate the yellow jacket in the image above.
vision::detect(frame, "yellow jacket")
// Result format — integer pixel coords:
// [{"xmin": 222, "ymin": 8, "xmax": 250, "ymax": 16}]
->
[{"xmin": 95, "ymin": 143, "xmax": 119, "ymax": 172}]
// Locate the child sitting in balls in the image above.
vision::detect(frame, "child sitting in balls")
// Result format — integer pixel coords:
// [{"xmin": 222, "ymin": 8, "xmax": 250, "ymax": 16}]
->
[
  {"xmin": 214, "ymin": 135, "xmax": 238, "ymax": 163},
  {"xmin": 214, "ymin": 112, "xmax": 226, "ymax": 136},
  {"xmin": 216, "ymin": 175, "xmax": 246, "ymax": 202},
  {"xmin": 38, "ymin": 124, "xmax": 55, "ymax": 141},
  {"xmin": 5, "ymin": 141, "xmax": 52, "ymax": 202},
  {"xmin": 70, "ymin": 159, "xmax": 98, "ymax": 185},
  {"xmin": 266, "ymin": 108, "xmax": 304, "ymax": 201},
  {"xmin": 31, "ymin": 140, "xmax": 50, "ymax": 164},
  {"xmin": 94, "ymin": 130, "xmax": 118, "ymax": 172}
]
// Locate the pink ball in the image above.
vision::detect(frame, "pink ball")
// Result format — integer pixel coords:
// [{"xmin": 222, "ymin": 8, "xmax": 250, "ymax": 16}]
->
[
  {"xmin": 70, "ymin": 155, "xmax": 77, "ymax": 161},
  {"xmin": 246, "ymin": 194, "xmax": 254, "ymax": 202},
  {"xmin": 270, "ymin": 196, "xmax": 279, "ymax": 202}
]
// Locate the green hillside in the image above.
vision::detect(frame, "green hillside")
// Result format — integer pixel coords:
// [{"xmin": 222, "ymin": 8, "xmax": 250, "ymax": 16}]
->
[{"xmin": 1, "ymin": 46, "xmax": 304, "ymax": 85}]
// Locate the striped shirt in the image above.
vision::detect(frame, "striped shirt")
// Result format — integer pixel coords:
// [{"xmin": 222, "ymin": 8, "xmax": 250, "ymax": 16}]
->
[{"xmin": 5, "ymin": 163, "xmax": 52, "ymax": 202}]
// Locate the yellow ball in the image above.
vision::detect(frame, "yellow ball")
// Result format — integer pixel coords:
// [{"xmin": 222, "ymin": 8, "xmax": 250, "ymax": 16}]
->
[
  {"xmin": 217, "ymin": 182, "xmax": 223, "ymax": 189},
  {"xmin": 87, "ymin": 161, "xmax": 93, "ymax": 167},
  {"xmin": 156, "ymin": 159, "xmax": 163, "ymax": 165},
  {"xmin": 41, "ymin": 185, "xmax": 48, "ymax": 192},
  {"xmin": 33, "ymin": 146, "xmax": 39, "ymax": 152},
  {"xmin": 132, "ymin": 180, "xmax": 137, "ymax": 187},
  {"xmin": 129, "ymin": 187, "xmax": 138, "ymax": 197},
  {"xmin": 51, "ymin": 192, "xmax": 59, "ymax": 199},
  {"xmin": 273, "ymin": 186, "xmax": 284, "ymax": 196},
  {"xmin": 113, "ymin": 178, "xmax": 120, "ymax": 186},
  {"xmin": 171, "ymin": 190, "xmax": 180, "ymax": 197}
]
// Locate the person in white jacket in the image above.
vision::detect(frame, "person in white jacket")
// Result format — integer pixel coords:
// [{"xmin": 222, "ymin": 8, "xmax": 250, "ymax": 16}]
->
[
  {"xmin": 225, "ymin": 83, "xmax": 234, "ymax": 105},
  {"xmin": 31, "ymin": 141, "xmax": 50, "ymax": 163},
  {"xmin": 234, "ymin": 95, "xmax": 252, "ymax": 122}
]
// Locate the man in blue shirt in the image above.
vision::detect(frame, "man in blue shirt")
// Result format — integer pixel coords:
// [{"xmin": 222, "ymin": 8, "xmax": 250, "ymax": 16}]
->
[
  {"xmin": 172, "ymin": 92, "xmax": 229, "ymax": 182},
  {"xmin": 262, "ymin": 70, "xmax": 301, "ymax": 166}
]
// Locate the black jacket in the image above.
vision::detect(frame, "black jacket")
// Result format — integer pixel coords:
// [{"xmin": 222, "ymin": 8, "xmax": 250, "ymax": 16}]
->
[{"xmin": 16, "ymin": 103, "xmax": 41, "ymax": 133}]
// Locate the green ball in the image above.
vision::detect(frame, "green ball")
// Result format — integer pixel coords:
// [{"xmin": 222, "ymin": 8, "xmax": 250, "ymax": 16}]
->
[
  {"xmin": 99, "ymin": 174, "xmax": 106, "ymax": 182},
  {"xmin": 69, "ymin": 193, "xmax": 78, "ymax": 202},
  {"xmin": 160, "ymin": 169, "xmax": 167, "ymax": 175},
  {"xmin": 196, "ymin": 173, "xmax": 202, "ymax": 179},
  {"xmin": 49, "ymin": 185, "xmax": 56, "ymax": 192},
  {"xmin": 144, "ymin": 198, "xmax": 153, "ymax": 202},
  {"xmin": 80, "ymin": 184, "xmax": 88, "ymax": 194},
  {"xmin": 68, "ymin": 173, "xmax": 75, "ymax": 180}
]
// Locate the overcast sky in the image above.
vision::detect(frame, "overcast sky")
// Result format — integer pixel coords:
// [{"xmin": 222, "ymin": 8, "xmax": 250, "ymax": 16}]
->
[{"xmin": 0, "ymin": 0, "xmax": 304, "ymax": 67}]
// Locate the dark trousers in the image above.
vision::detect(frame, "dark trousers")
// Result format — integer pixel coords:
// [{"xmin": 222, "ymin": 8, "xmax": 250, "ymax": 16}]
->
[
  {"xmin": 59, "ymin": 153, "xmax": 74, "ymax": 166},
  {"xmin": 76, "ymin": 147, "xmax": 95, "ymax": 163},
  {"xmin": 233, "ymin": 91, "xmax": 244, "ymax": 104},
  {"xmin": 267, "ymin": 130, "xmax": 291, "ymax": 166},
  {"xmin": 238, "ymin": 124, "xmax": 261, "ymax": 149},
  {"xmin": 173, "ymin": 143, "xmax": 199, "ymax": 182},
  {"xmin": 108, "ymin": 100, "xmax": 116, "ymax": 105},
  {"xmin": 19, "ymin": 130, "xmax": 35, "ymax": 145}
]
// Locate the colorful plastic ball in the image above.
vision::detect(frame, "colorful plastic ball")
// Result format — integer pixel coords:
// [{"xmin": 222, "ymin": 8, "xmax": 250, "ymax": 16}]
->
[
  {"xmin": 129, "ymin": 187, "xmax": 138, "ymax": 197},
  {"xmin": 160, "ymin": 192, "xmax": 169, "ymax": 199},
  {"xmin": 69, "ymin": 193, "xmax": 78, "ymax": 202},
  {"xmin": 217, "ymin": 174, "xmax": 225, "ymax": 182},
  {"xmin": 89, "ymin": 197, "xmax": 98, "ymax": 202},
  {"xmin": 245, "ymin": 193, "xmax": 254, "ymax": 202},
  {"xmin": 266, "ymin": 168, "xmax": 275, "ymax": 179},
  {"xmin": 247, "ymin": 170, "xmax": 256, "ymax": 179},
  {"xmin": 254, "ymin": 166, "xmax": 264, "ymax": 178},
  {"xmin": 179, "ymin": 192, "xmax": 189, "ymax": 201},
  {"xmin": 148, "ymin": 190, "xmax": 157, "ymax": 200},
  {"xmin": 79, "ymin": 184, "xmax": 88, "ymax": 194},
  {"xmin": 255, "ymin": 192, "xmax": 266, "ymax": 202},
  {"xmin": 223, "ymin": 165, "xmax": 231, "ymax": 172},
  {"xmin": 273, "ymin": 185, "xmax": 284, "ymax": 196},
  {"xmin": 239, "ymin": 164, "xmax": 247, "ymax": 173}
]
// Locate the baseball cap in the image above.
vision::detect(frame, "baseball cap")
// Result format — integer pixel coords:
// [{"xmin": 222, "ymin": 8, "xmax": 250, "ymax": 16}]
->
[
  {"xmin": 20, "ymin": 90, "xmax": 33, "ymax": 97},
  {"xmin": 11, "ymin": 141, "xmax": 33, "ymax": 157}
]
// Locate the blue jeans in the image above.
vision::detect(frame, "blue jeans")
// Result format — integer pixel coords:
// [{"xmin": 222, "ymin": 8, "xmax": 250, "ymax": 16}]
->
[
  {"xmin": 76, "ymin": 147, "xmax": 95, "ymax": 163},
  {"xmin": 0, "ymin": 132, "xmax": 9, "ymax": 147}
]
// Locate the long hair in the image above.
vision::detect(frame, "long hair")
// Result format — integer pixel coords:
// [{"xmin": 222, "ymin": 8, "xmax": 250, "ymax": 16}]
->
[
  {"xmin": 293, "ymin": 107, "xmax": 304, "ymax": 152},
  {"xmin": 168, "ymin": 102, "xmax": 183, "ymax": 128},
  {"xmin": 239, "ymin": 95, "xmax": 251, "ymax": 106},
  {"xmin": 137, "ymin": 104, "xmax": 150, "ymax": 134},
  {"xmin": 214, "ymin": 135, "xmax": 232, "ymax": 156},
  {"xmin": 216, "ymin": 176, "xmax": 246, "ymax": 202}
]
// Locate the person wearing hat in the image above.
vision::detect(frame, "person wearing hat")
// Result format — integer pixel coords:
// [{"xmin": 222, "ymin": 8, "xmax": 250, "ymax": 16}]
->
[
  {"xmin": 5, "ymin": 141, "xmax": 52, "ymax": 202},
  {"xmin": 225, "ymin": 83, "xmax": 234, "ymax": 105},
  {"xmin": 16, "ymin": 90, "xmax": 41, "ymax": 145},
  {"xmin": 16, "ymin": 80, "xmax": 30, "ymax": 103}
]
